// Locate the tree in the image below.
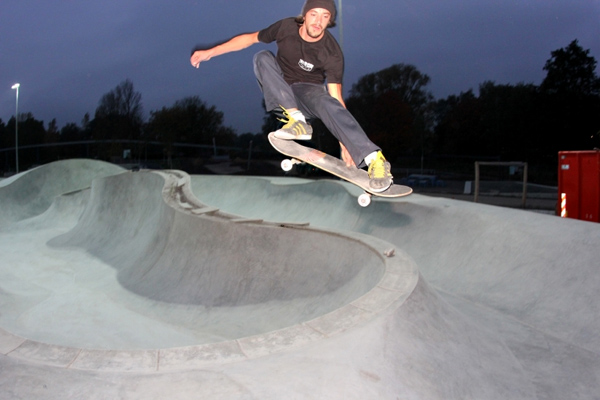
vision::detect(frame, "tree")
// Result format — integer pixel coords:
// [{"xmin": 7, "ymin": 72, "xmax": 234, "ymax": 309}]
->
[
  {"xmin": 349, "ymin": 64, "xmax": 433, "ymax": 110},
  {"xmin": 4, "ymin": 113, "xmax": 46, "ymax": 170},
  {"xmin": 46, "ymin": 118, "xmax": 60, "ymax": 143},
  {"xmin": 91, "ymin": 79, "xmax": 144, "ymax": 160},
  {"xmin": 345, "ymin": 64, "xmax": 434, "ymax": 159},
  {"xmin": 0, "ymin": 119, "xmax": 7, "ymax": 170},
  {"xmin": 434, "ymin": 82, "xmax": 561, "ymax": 161},
  {"xmin": 477, "ymin": 81, "xmax": 542, "ymax": 159},
  {"xmin": 81, "ymin": 113, "xmax": 91, "ymax": 139},
  {"xmin": 541, "ymin": 39, "xmax": 600, "ymax": 96},
  {"xmin": 146, "ymin": 96, "xmax": 234, "ymax": 145},
  {"xmin": 95, "ymin": 79, "xmax": 144, "ymax": 125},
  {"xmin": 59, "ymin": 123, "xmax": 87, "ymax": 159},
  {"xmin": 540, "ymin": 40, "xmax": 600, "ymax": 151},
  {"xmin": 0, "ymin": 118, "xmax": 6, "ymax": 148},
  {"xmin": 432, "ymin": 90, "xmax": 481, "ymax": 156},
  {"xmin": 145, "ymin": 96, "xmax": 236, "ymax": 167}
]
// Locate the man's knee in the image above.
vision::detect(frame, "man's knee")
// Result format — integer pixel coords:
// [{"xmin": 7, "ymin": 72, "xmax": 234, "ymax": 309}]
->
[{"xmin": 253, "ymin": 50, "xmax": 275, "ymax": 68}]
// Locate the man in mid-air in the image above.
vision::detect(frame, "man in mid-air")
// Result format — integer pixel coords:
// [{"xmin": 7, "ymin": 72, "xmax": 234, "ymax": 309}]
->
[{"xmin": 191, "ymin": 0, "xmax": 393, "ymax": 192}]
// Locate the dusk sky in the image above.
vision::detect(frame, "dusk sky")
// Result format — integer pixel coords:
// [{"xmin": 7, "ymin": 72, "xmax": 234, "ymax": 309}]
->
[{"xmin": 1, "ymin": 1, "xmax": 599, "ymax": 135}]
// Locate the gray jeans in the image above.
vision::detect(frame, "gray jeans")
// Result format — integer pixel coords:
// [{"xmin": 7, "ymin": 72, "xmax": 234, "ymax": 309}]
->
[{"xmin": 253, "ymin": 50, "xmax": 379, "ymax": 168}]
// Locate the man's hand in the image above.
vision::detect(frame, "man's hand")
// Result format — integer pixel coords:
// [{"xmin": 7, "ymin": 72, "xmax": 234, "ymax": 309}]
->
[
  {"xmin": 191, "ymin": 50, "xmax": 212, "ymax": 68},
  {"xmin": 190, "ymin": 32, "xmax": 260, "ymax": 69},
  {"xmin": 340, "ymin": 142, "xmax": 356, "ymax": 168}
]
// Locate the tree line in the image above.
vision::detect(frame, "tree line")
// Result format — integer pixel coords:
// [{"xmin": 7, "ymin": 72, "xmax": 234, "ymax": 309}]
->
[
  {"xmin": 1, "ymin": 39, "xmax": 598, "ymax": 182},
  {"xmin": 0, "ymin": 79, "xmax": 239, "ymax": 173}
]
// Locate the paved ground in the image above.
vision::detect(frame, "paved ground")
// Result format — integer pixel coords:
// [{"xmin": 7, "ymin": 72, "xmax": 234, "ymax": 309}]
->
[{"xmin": 0, "ymin": 159, "xmax": 598, "ymax": 399}]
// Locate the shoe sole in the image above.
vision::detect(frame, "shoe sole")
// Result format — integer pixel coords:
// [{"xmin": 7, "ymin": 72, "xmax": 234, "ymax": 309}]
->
[
  {"xmin": 368, "ymin": 179, "xmax": 393, "ymax": 193},
  {"xmin": 273, "ymin": 132, "xmax": 312, "ymax": 141}
]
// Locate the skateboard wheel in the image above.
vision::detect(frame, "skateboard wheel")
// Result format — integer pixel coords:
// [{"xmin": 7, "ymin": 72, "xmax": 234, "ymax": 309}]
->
[
  {"xmin": 281, "ymin": 159, "xmax": 294, "ymax": 172},
  {"xmin": 358, "ymin": 193, "xmax": 372, "ymax": 207}
]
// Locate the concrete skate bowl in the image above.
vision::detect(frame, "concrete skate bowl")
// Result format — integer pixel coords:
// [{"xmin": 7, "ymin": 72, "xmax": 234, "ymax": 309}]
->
[
  {"xmin": 1, "ymin": 160, "xmax": 600, "ymax": 399},
  {"xmin": 0, "ymin": 160, "xmax": 417, "ymax": 369},
  {"xmin": 47, "ymin": 170, "xmax": 411, "ymax": 339}
]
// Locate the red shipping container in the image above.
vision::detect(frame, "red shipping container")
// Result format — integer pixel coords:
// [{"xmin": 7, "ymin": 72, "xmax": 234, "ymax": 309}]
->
[{"xmin": 558, "ymin": 150, "xmax": 600, "ymax": 222}]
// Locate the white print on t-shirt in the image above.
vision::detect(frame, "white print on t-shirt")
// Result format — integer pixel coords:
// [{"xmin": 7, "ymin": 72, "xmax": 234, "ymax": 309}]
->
[{"xmin": 298, "ymin": 59, "xmax": 314, "ymax": 72}]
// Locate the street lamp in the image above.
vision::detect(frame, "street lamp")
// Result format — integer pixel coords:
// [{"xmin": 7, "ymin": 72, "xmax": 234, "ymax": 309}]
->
[{"xmin": 11, "ymin": 83, "xmax": 20, "ymax": 174}]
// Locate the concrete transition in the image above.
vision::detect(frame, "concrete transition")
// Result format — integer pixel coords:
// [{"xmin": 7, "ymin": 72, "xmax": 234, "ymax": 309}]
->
[{"xmin": 0, "ymin": 159, "xmax": 599, "ymax": 399}]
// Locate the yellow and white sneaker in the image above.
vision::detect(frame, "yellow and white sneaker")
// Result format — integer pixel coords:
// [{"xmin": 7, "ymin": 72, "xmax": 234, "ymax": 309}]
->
[
  {"xmin": 274, "ymin": 108, "xmax": 313, "ymax": 140},
  {"xmin": 367, "ymin": 151, "xmax": 393, "ymax": 192}
]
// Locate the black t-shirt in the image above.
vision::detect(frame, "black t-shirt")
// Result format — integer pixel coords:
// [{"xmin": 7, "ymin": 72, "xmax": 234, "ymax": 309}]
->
[{"xmin": 258, "ymin": 17, "xmax": 344, "ymax": 85}]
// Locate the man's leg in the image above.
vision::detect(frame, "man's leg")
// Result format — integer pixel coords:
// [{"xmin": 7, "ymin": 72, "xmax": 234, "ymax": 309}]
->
[
  {"xmin": 291, "ymin": 83, "xmax": 377, "ymax": 168},
  {"xmin": 292, "ymin": 83, "xmax": 393, "ymax": 191},
  {"xmin": 253, "ymin": 51, "xmax": 313, "ymax": 140},
  {"xmin": 253, "ymin": 50, "xmax": 295, "ymax": 112}
]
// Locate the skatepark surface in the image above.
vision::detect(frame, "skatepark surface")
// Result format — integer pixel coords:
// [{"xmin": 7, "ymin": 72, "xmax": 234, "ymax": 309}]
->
[{"xmin": 0, "ymin": 159, "xmax": 599, "ymax": 399}]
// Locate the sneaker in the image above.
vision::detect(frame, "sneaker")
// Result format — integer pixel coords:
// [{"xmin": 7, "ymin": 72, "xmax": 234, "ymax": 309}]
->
[
  {"xmin": 367, "ymin": 151, "xmax": 393, "ymax": 192},
  {"xmin": 274, "ymin": 108, "xmax": 313, "ymax": 140}
]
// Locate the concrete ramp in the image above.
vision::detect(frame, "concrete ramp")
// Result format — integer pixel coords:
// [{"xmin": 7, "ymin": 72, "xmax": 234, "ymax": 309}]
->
[
  {"xmin": 191, "ymin": 175, "xmax": 600, "ymax": 399},
  {"xmin": 192, "ymin": 175, "xmax": 600, "ymax": 352},
  {"xmin": 0, "ymin": 159, "xmax": 124, "ymax": 226},
  {"xmin": 47, "ymin": 170, "xmax": 394, "ymax": 344},
  {"xmin": 0, "ymin": 163, "xmax": 599, "ymax": 399}
]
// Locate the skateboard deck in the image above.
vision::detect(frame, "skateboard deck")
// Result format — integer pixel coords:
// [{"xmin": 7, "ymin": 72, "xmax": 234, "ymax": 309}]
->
[{"xmin": 268, "ymin": 132, "xmax": 412, "ymax": 206}]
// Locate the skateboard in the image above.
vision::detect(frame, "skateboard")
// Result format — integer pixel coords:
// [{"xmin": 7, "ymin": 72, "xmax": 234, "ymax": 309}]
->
[{"xmin": 268, "ymin": 132, "xmax": 412, "ymax": 207}]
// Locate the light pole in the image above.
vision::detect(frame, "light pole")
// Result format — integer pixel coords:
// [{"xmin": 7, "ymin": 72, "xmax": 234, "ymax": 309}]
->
[{"xmin": 11, "ymin": 83, "xmax": 20, "ymax": 173}]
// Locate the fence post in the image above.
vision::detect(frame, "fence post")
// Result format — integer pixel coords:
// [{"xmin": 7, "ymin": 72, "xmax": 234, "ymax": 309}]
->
[{"xmin": 474, "ymin": 162, "xmax": 480, "ymax": 203}]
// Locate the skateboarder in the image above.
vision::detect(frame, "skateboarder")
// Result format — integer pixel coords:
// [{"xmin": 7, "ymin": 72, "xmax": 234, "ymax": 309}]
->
[{"xmin": 190, "ymin": 0, "xmax": 393, "ymax": 192}]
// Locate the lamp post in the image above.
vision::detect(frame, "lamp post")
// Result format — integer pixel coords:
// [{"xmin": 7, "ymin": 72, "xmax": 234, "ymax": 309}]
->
[{"xmin": 11, "ymin": 83, "xmax": 20, "ymax": 173}]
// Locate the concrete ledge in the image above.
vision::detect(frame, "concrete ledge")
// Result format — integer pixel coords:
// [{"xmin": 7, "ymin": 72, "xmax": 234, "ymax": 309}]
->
[{"xmin": 1, "ymin": 240, "xmax": 418, "ymax": 372}]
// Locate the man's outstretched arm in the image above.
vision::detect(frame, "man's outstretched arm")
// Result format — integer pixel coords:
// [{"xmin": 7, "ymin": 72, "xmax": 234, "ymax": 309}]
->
[{"xmin": 191, "ymin": 32, "xmax": 260, "ymax": 68}]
